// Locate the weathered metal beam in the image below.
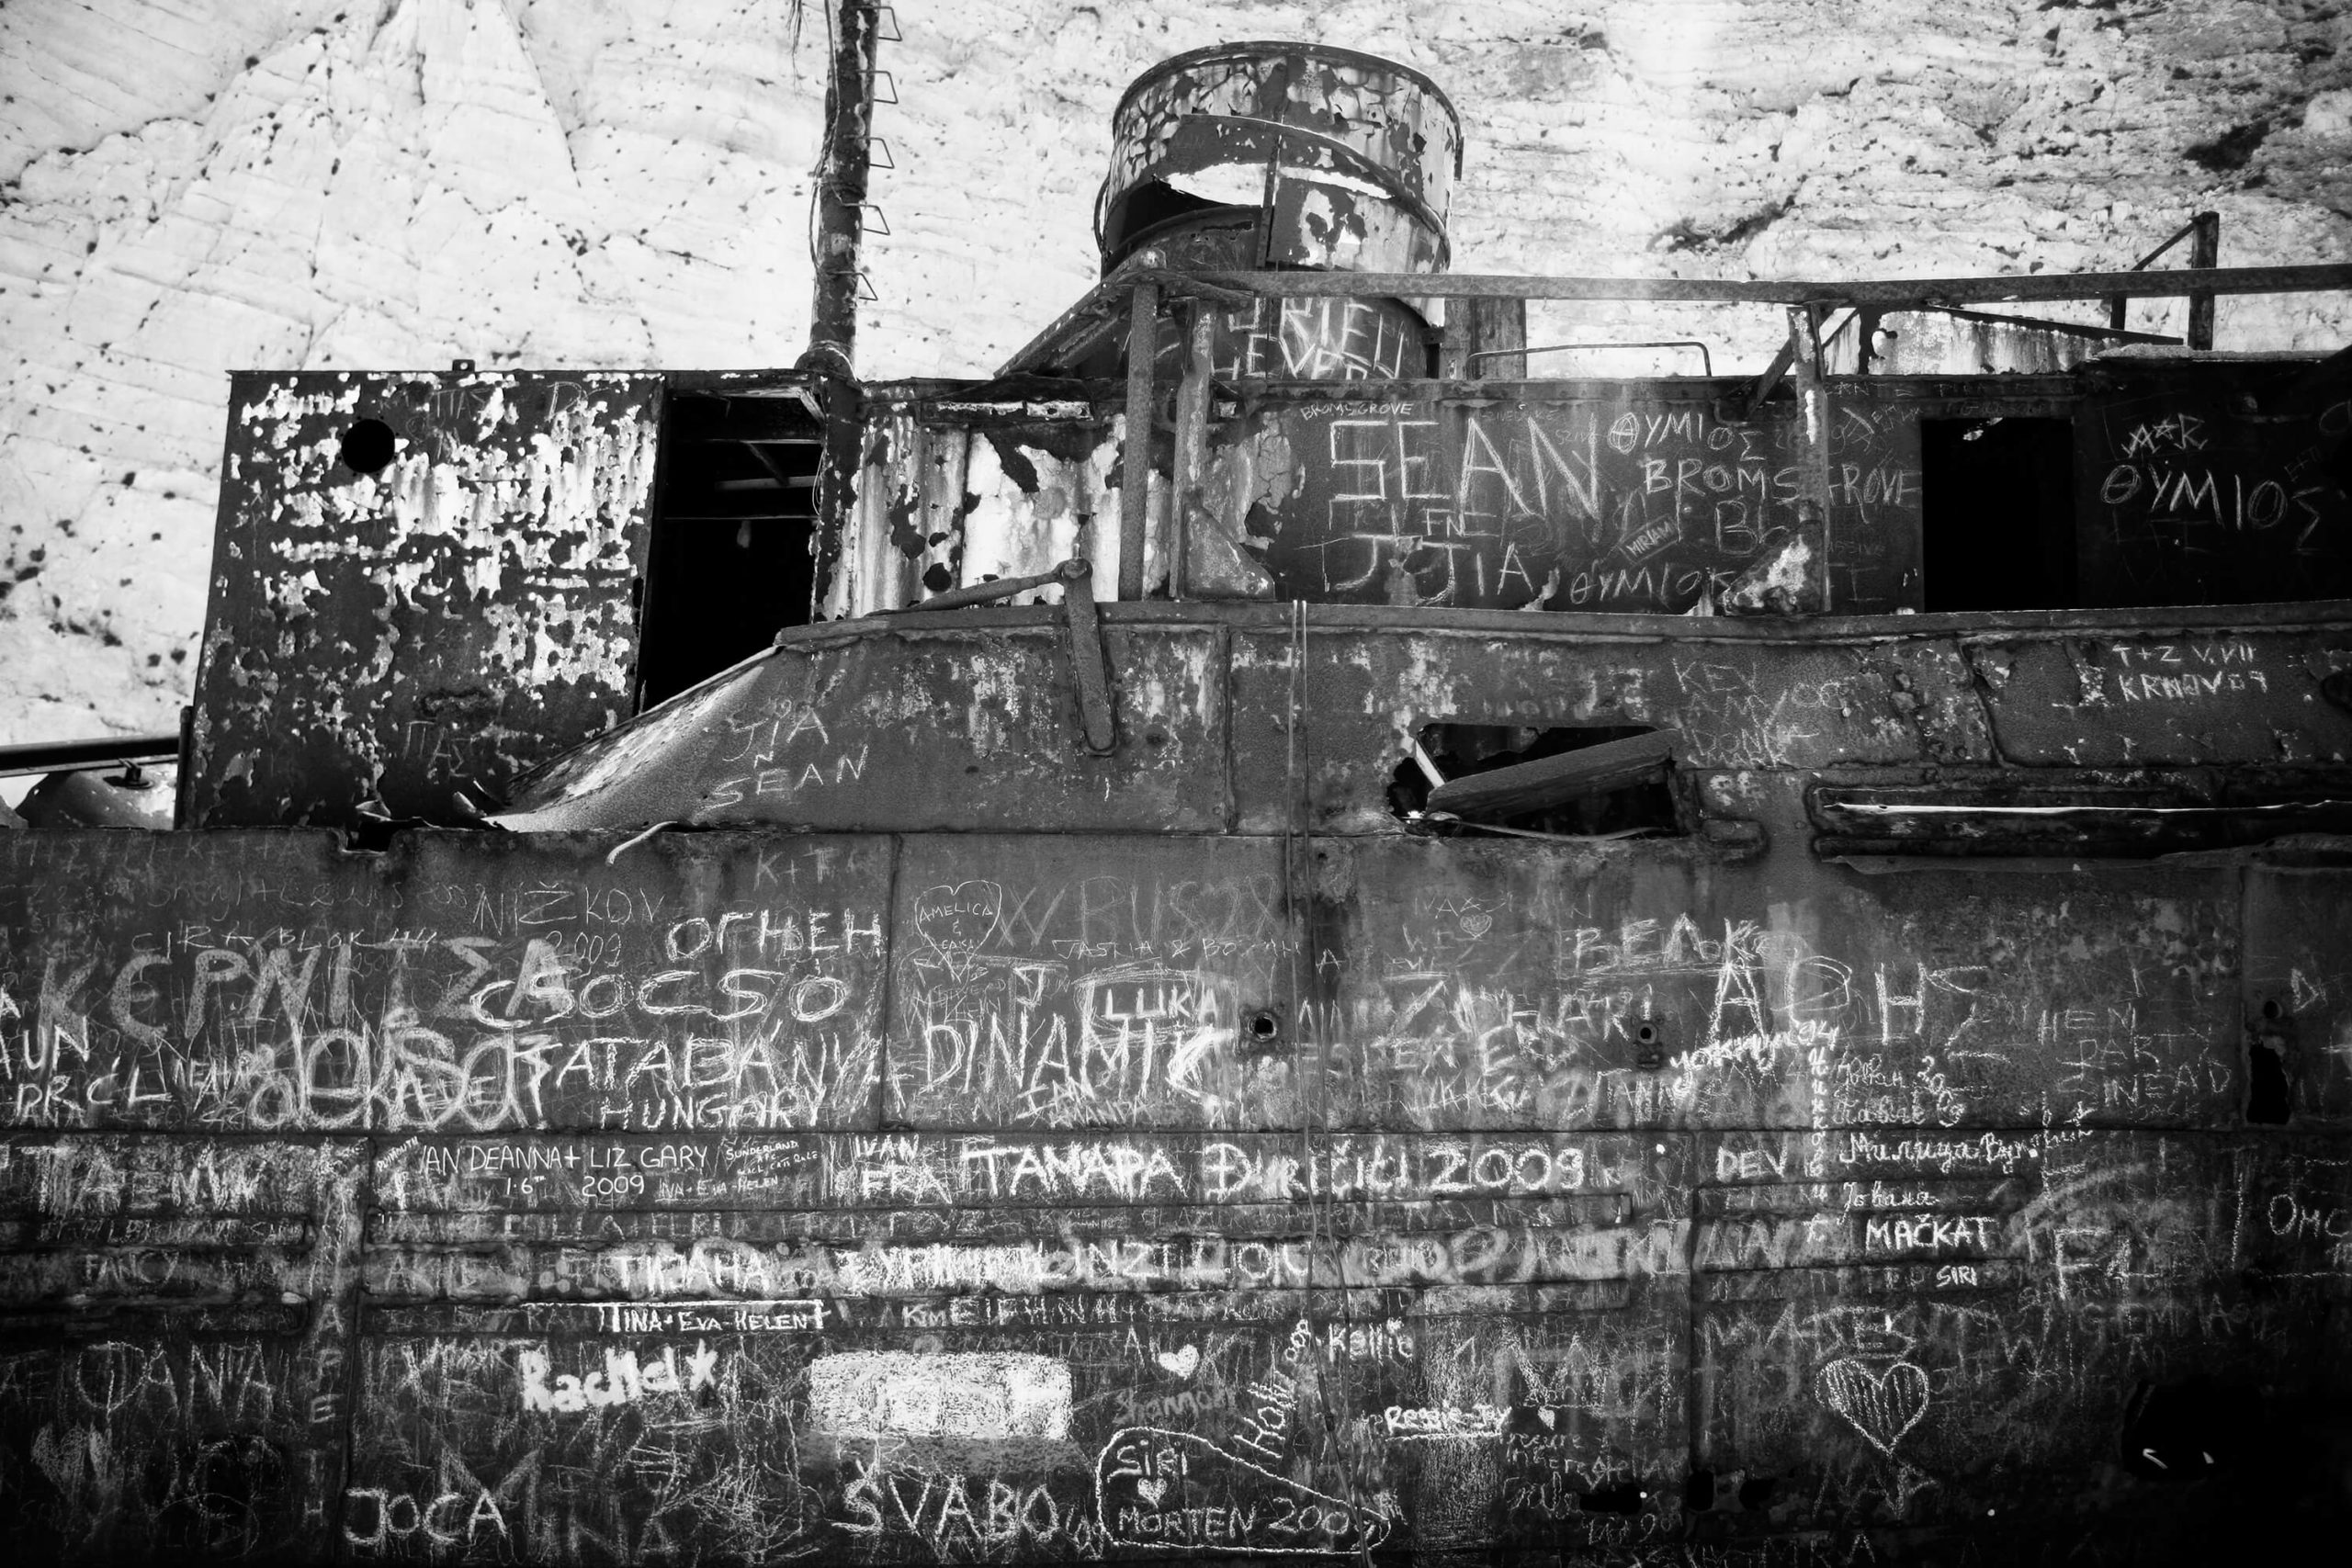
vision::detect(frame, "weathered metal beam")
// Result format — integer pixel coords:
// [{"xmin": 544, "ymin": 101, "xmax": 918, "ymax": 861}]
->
[
  {"xmin": 1177, "ymin": 262, "xmax": 2352, "ymax": 306},
  {"xmin": 2188, "ymin": 210, "xmax": 2222, "ymax": 350},
  {"xmin": 1737, "ymin": 334, "xmax": 1800, "ymax": 419},
  {"xmin": 1118, "ymin": 282, "xmax": 1159, "ymax": 601},
  {"xmin": 1424, "ymin": 729, "xmax": 1676, "ymax": 818},
  {"xmin": 1787, "ymin": 305, "xmax": 1838, "ymax": 613},
  {"xmin": 1933, "ymin": 304, "xmax": 2181, "ymax": 344},
  {"xmin": 1169, "ymin": 305, "xmax": 1216, "ymax": 598},
  {"xmin": 994, "ymin": 248, "xmax": 1167, "ymax": 377},
  {"xmin": 901, "ymin": 561, "xmax": 1071, "ymax": 612},
  {"xmin": 1061, "ymin": 558, "xmax": 1119, "ymax": 754},
  {"xmin": 1440, "ymin": 297, "xmax": 1526, "ymax": 378},
  {"xmin": 0, "ymin": 732, "xmax": 179, "ymax": 779}
]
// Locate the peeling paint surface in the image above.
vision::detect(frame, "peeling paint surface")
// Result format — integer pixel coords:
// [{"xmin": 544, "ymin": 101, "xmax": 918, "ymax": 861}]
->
[
  {"xmin": 1237, "ymin": 386, "xmax": 1922, "ymax": 613},
  {"xmin": 187, "ymin": 371, "xmax": 658, "ymax": 828},
  {"xmin": 1100, "ymin": 42, "xmax": 1460, "ymax": 274}
]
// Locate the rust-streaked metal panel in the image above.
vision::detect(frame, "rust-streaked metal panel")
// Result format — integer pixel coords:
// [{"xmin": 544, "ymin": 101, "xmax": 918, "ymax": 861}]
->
[
  {"xmin": 345, "ymin": 1292, "xmax": 1684, "ymax": 1562},
  {"xmin": 883, "ymin": 836, "xmax": 1290, "ymax": 1129},
  {"xmin": 0, "ymin": 829, "xmax": 888, "ymax": 1134},
  {"xmin": 188, "ymin": 371, "xmax": 659, "ymax": 829},
  {"xmin": 1099, "ymin": 42, "xmax": 1460, "ymax": 273},
  {"xmin": 0, "ymin": 1133, "xmax": 365, "ymax": 1562},
  {"xmin": 1158, "ymin": 294, "xmax": 1430, "ymax": 382},
  {"xmin": 355, "ymin": 1119, "xmax": 1689, "ymax": 1561},
  {"xmin": 496, "ymin": 618, "xmax": 1229, "ymax": 834},
  {"xmin": 1209, "ymin": 385, "xmax": 1924, "ymax": 612},
  {"xmin": 1970, "ymin": 627, "xmax": 2352, "ymax": 764},
  {"xmin": 1231, "ymin": 625, "xmax": 1988, "ymax": 832},
  {"xmin": 826, "ymin": 393, "xmax": 1122, "ymax": 620},
  {"xmin": 1691, "ymin": 1132, "xmax": 2352, "ymax": 1543},
  {"xmin": 2075, "ymin": 357, "xmax": 2352, "ymax": 607},
  {"xmin": 1321, "ymin": 839, "xmax": 2238, "ymax": 1133}
]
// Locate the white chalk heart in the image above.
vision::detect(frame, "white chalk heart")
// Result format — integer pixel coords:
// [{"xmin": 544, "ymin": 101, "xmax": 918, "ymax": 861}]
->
[
  {"xmin": 1816, "ymin": 1359, "xmax": 1929, "ymax": 1459},
  {"xmin": 1460, "ymin": 912, "xmax": 1493, "ymax": 939},
  {"xmin": 1538, "ymin": 1407, "xmax": 1556, "ymax": 1430},
  {"xmin": 912, "ymin": 881, "xmax": 1001, "ymax": 955},
  {"xmin": 1135, "ymin": 1477, "xmax": 1168, "ymax": 1506},
  {"xmin": 1155, "ymin": 1345, "xmax": 1201, "ymax": 1379}
]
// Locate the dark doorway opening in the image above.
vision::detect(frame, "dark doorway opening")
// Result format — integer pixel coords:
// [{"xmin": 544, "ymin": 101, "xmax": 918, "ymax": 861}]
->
[
  {"xmin": 1920, "ymin": 416, "xmax": 2075, "ymax": 611},
  {"xmin": 636, "ymin": 388, "xmax": 824, "ymax": 708}
]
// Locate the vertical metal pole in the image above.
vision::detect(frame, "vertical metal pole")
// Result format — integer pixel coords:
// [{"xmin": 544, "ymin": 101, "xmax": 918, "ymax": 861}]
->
[
  {"xmin": 1787, "ymin": 305, "xmax": 1837, "ymax": 613},
  {"xmin": 2188, "ymin": 210, "xmax": 2221, "ymax": 351},
  {"xmin": 1169, "ymin": 301, "xmax": 1216, "ymax": 601},
  {"xmin": 800, "ymin": 2, "xmax": 881, "ymax": 377},
  {"xmin": 1119, "ymin": 282, "xmax": 1159, "ymax": 601}
]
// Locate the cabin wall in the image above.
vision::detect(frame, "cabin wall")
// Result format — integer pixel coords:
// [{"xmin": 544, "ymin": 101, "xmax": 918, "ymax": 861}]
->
[
  {"xmin": 835, "ymin": 355, "xmax": 2352, "ymax": 625},
  {"xmin": 2075, "ymin": 356, "xmax": 2352, "ymax": 607},
  {"xmin": 7, "ymin": 604, "xmax": 2352, "ymax": 1562},
  {"xmin": 186, "ymin": 371, "xmax": 661, "ymax": 829},
  {"xmin": 835, "ymin": 379, "xmax": 1928, "ymax": 618}
]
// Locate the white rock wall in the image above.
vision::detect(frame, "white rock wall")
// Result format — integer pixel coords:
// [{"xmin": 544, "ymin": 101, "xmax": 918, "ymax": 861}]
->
[{"xmin": 3, "ymin": 0, "xmax": 2347, "ymax": 750}]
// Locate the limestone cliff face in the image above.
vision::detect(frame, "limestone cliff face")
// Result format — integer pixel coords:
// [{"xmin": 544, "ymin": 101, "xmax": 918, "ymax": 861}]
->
[{"xmin": 2, "ymin": 0, "xmax": 2347, "ymax": 746}]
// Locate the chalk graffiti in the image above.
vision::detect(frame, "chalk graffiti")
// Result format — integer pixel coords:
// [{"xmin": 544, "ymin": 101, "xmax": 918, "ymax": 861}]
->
[
  {"xmin": 516, "ymin": 1340, "xmax": 719, "ymax": 1414},
  {"xmin": 1096, "ymin": 1427, "xmax": 1395, "ymax": 1554}
]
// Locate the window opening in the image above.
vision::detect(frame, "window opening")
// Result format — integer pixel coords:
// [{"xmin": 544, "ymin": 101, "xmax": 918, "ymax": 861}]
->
[
  {"xmin": 636, "ymin": 390, "xmax": 823, "ymax": 707},
  {"xmin": 1920, "ymin": 416, "xmax": 2075, "ymax": 611},
  {"xmin": 1391, "ymin": 723, "xmax": 1681, "ymax": 838}
]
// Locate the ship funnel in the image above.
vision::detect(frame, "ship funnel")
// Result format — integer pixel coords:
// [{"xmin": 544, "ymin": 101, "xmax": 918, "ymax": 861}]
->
[{"xmin": 1098, "ymin": 42, "xmax": 1461, "ymax": 276}]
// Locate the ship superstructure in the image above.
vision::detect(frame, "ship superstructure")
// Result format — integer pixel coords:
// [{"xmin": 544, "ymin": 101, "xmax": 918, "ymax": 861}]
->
[{"xmin": 2, "ymin": 35, "xmax": 2350, "ymax": 1568}]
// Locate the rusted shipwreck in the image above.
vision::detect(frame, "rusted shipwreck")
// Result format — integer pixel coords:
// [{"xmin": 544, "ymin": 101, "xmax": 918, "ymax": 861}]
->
[{"xmin": 5, "ymin": 33, "xmax": 2352, "ymax": 1568}]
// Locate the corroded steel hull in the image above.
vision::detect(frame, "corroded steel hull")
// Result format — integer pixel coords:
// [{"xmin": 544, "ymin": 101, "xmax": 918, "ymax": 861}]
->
[{"xmin": 6, "ymin": 600, "xmax": 2350, "ymax": 1562}]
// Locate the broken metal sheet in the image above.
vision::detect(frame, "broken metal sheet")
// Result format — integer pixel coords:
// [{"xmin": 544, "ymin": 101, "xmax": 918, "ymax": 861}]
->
[
  {"xmin": 1967, "ymin": 627, "xmax": 2352, "ymax": 764},
  {"xmin": 1100, "ymin": 42, "xmax": 1460, "ymax": 273},
  {"xmin": 1423, "ymin": 729, "xmax": 1678, "ymax": 819},
  {"xmin": 493, "ymin": 615, "xmax": 1227, "ymax": 834},
  {"xmin": 825, "ymin": 393, "xmax": 1123, "ymax": 619},
  {"xmin": 187, "ymin": 371, "xmax": 659, "ymax": 829},
  {"xmin": 1230, "ymin": 623, "xmax": 1988, "ymax": 833}
]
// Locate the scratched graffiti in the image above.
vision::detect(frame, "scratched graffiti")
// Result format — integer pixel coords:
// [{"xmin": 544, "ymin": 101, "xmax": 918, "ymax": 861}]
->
[
  {"xmin": 1236, "ymin": 394, "xmax": 1922, "ymax": 612},
  {"xmin": 0, "ymin": 823, "xmax": 2347, "ymax": 1559}
]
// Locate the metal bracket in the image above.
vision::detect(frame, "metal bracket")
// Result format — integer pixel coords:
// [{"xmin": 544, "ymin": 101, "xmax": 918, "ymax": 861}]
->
[
  {"xmin": 900, "ymin": 558, "xmax": 1117, "ymax": 754},
  {"xmin": 1058, "ymin": 558, "xmax": 1119, "ymax": 755}
]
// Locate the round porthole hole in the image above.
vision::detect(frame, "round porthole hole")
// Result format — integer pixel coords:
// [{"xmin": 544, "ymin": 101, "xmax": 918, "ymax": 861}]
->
[{"xmin": 339, "ymin": 418, "xmax": 397, "ymax": 475}]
